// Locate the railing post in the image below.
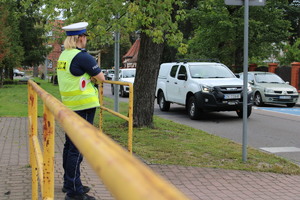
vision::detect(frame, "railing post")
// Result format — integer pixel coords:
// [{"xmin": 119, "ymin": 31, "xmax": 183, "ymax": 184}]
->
[
  {"xmin": 28, "ymin": 83, "xmax": 38, "ymax": 200},
  {"xmin": 99, "ymin": 82, "xmax": 104, "ymax": 133},
  {"xmin": 43, "ymin": 104, "xmax": 55, "ymax": 199},
  {"xmin": 128, "ymin": 83, "xmax": 133, "ymax": 154}
]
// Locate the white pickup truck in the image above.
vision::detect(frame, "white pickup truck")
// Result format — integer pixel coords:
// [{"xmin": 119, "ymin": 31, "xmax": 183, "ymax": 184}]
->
[
  {"xmin": 111, "ymin": 68, "xmax": 136, "ymax": 97},
  {"xmin": 155, "ymin": 62, "xmax": 253, "ymax": 119}
]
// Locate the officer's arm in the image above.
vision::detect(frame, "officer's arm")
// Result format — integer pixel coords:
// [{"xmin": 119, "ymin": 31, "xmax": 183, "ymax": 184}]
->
[{"xmin": 92, "ymin": 72, "xmax": 105, "ymax": 83}]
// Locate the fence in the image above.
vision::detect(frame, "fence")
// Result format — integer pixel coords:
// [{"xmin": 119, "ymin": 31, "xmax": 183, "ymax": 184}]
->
[{"xmin": 27, "ymin": 79, "xmax": 189, "ymax": 200}]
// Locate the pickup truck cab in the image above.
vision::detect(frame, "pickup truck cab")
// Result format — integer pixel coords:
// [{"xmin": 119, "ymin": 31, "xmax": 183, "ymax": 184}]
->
[
  {"xmin": 111, "ymin": 68, "xmax": 136, "ymax": 97},
  {"xmin": 155, "ymin": 62, "xmax": 253, "ymax": 119}
]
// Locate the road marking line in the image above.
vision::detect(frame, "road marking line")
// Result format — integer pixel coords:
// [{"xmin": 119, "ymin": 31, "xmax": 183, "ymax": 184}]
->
[
  {"xmin": 260, "ymin": 147, "xmax": 300, "ymax": 153},
  {"xmin": 254, "ymin": 107, "xmax": 300, "ymax": 117}
]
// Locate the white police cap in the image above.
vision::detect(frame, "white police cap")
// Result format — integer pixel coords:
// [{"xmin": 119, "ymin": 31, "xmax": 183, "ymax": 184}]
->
[{"xmin": 62, "ymin": 22, "xmax": 89, "ymax": 36}]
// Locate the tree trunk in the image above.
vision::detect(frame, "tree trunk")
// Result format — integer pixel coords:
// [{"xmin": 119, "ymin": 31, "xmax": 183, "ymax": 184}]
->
[
  {"xmin": 133, "ymin": 32, "xmax": 164, "ymax": 127},
  {"xmin": 0, "ymin": 66, "xmax": 3, "ymax": 88},
  {"xmin": 234, "ymin": 47, "xmax": 243, "ymax": 67},
  {"xmin": 33, "ymin": 65, "xmax": 39, "ymax": 77}
]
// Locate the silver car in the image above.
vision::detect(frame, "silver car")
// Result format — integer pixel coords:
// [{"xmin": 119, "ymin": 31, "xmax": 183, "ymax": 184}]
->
[
  {"xmin": 13, "ymin": 69, "xmax": 25, "ymax": 77},
  {"xmin": 239, "ymin": 71, "xmax": 299, "ymax": 107}
]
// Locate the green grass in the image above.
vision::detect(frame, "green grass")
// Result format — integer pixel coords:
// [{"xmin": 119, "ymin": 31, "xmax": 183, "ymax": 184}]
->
[
  {"xmin": 0, "ymin": 78, "xmax": 60, "ymax": 117},
  {"xmin": 0, "ymin": 84, "xmax": 29, "ymax": 116},
  {"xmin": 1, "ymin": 78, "xmax": 300, "ymax": 174}
]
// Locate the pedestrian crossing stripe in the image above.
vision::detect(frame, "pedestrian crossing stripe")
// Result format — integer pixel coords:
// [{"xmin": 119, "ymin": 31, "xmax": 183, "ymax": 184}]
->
[{"xmin": 260, "ymin": 147, "xmax": 300, "ymax": 153}]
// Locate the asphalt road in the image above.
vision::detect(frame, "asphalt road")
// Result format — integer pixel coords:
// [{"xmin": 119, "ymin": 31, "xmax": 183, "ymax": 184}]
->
[{"xmin": 102, "ymin": 84, "xmax": 300, "ymax": 165}]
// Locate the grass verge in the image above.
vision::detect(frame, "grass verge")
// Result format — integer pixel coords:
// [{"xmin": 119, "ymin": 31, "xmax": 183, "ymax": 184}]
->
[{"xmin": 1, "ymin": 77, "xmax": 300, "ymax": 174}]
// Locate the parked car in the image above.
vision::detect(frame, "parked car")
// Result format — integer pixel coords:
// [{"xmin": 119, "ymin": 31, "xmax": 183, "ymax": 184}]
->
[
  {"xmin": 106, "ymin": 69, "xmax": 115, "ymax": 80},
  {"xmin": 101, "ymin": 69, "xmax": 107, "ymax": 79},
  {"xmin": 156, "ymin": 62, "xmax": 253, "ymax": 119},
  {"xmin": 13, "ymin": 69, "xmax": 25, "ymax": 77},
  {"xmin": 111, "ymin": 68, "xmax": 136, "ymax": 97},
  {"xmin": 239, "ymin": 71, "xmax": 299, "ymax": 107}
]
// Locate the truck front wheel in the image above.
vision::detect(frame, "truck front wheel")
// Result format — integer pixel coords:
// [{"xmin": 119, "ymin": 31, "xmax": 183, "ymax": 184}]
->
[
  {"xmin": 158, "ymin": 91, "xmax": 170, "ymax": 111},
  {"xmin": 187, "ymin": 96, "xmax": 201, "ymax": 120}
]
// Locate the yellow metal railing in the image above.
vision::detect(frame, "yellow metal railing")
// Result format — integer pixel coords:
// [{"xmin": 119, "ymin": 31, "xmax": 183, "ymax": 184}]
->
[
  {"xmin": 27, "ymin": 79, "xmax": 189, "ymax": 200},
  {"xmin": 28, "ymin": 80, "xmax": 55, "ymax": 200},
  {"xmin": 99, "ymin": 80, "xmax": 133, "ymax": 153}
]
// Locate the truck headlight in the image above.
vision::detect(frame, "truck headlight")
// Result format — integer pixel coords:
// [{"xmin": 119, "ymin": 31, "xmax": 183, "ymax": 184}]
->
[{"xmin": 202, "ymin": 85, "xmax": 214, "ymax": 93}]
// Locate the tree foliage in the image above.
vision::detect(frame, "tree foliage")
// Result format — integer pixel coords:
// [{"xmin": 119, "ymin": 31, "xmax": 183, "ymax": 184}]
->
[
  {"xmin": 0, "ymin": 1, "xmax": 24, "ymax": 86},
  {"xmin": 184, "ymin": 0, "xmax": 290, "ymax": 67},
  {"xmin": 285, "ymin": 0, "xmax": 300, "ymax": 44},
  {"xmin": 278, "ymin": 38, "xmax": 300, "ymax": 65},
  {"xmin": 19, "ymin": 0, "xmax": 52, "ymax": 76},
  {"xmin": 0, "ymin": 0, "xmax": 51, "ymax": 84}
]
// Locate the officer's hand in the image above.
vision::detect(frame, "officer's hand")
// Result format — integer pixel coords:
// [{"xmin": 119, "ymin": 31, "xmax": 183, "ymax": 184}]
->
[{"xmin": 91, "ymin": 77, "xmax": 98, "ymax": 84}]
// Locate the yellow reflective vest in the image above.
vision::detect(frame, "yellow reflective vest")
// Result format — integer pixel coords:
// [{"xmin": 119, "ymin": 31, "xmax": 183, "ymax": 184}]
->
[{"xmin": 57, "ymin": 49, "xmax": 99, "ymax": 111}]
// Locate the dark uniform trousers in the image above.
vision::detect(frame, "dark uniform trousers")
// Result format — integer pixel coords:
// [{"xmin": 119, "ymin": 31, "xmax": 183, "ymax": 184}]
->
[{"xmin": 63, "ymin": 107, "xmax": 96, "ymax": 197}]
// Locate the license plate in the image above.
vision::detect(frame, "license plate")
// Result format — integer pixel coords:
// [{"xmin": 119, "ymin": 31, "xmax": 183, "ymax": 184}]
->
[
  {"xmin": 279, "ymin": 96, "xmax": 291, "ymax": 99},
  {"xmin": 224, "ymin": 94, "xmax": 241, "ymax": 99}
]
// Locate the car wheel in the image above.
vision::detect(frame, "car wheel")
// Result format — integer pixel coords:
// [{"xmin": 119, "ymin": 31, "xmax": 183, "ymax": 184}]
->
[
  {"xmin": 120, "ymin": 86, "xmax": 126, "ymax": 97},
  {"xmin": 286, "ymin": 103, "xmax": 295, "ymax": 108},
  {"xmin": 158, "ymin": 91, "xmax": 170, "ymax": 111},
  {"xmin": 187, "ymin": 96, "xmax": 201, "ymax": 120},
  {"xmin": 236, "ymin": 106, "xmax": 252, "ymax": 118},
  {"xmin": 254, "ymin": 92, "xmax": 264, "ymax": 106},
  {"xmin": 111, "ymin": 84, "xmax": 114, "ymax": 95}
]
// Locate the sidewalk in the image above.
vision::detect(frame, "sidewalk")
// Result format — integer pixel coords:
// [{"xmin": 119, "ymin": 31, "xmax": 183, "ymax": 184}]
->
[{"xmin": 1, "ymin": 117, "xmax": 300, "ymax": 200}]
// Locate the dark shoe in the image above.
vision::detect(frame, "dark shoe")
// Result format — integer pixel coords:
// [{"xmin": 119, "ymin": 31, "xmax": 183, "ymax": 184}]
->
[
  {"xmin": 62, "ymin": 186, "xmax": 90, "ymax": 194},
  {"xmin": 65, "ymin": 193, "xmax": 96, "ymax": 200}
]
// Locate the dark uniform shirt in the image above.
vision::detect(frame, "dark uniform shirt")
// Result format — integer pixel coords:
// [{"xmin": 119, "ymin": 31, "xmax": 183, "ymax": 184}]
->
[{"xmin": 70, "ymin": 48, "xmax": 101, "ymax": 77}]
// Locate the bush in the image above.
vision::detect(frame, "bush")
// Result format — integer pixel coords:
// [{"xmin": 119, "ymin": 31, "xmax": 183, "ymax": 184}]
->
[{"xmin": 3, "ymin": 79, "xmax": 18, "ymax": 85}]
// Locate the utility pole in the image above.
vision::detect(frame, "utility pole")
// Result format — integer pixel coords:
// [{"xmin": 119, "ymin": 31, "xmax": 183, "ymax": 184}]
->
[
  {"xmin": 224, "ymin": 0, "xmax": 266, "ymax": 162},
  {"xmin": 114, "ymin": 13, "xmax": 120, "ymax": 112}
]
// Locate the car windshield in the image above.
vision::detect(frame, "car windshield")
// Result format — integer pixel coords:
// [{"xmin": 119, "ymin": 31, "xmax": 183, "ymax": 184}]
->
[
  {"xmin": 189, "ymin": 64, "xmax": 235, "ymax": 78},
  {"xmin": 254, "ymin": 73, "xmax": 285, "ymax": 83},
  {"xmin": 122, "ymin": 70, "xmax": 136, "ymax": 78}
]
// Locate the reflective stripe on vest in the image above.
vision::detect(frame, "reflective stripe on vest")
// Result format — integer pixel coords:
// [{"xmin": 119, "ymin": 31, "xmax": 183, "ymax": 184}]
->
[
  {"xmin": 57, "ymin": 49, "xmax": 100, "ymax": 111},
  {"xmin": 62, "ymin": 96, "xmax": 99, "ymax": 106}
]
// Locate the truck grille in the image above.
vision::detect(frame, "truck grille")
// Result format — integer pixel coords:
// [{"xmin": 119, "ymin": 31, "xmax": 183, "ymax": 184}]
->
[
  {"xmin": 213, "ymin": 86, "xmax": 243, "ymax": 102},
  {"xmin": 216, "ymin": 86, "xmax": 243, "ymax": 94}
]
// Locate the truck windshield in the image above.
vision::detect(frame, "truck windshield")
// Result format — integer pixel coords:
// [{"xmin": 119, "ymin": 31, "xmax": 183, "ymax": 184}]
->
[
  {"xmin": 189, "ymin": 64, "xmax": 235, "ymax": 79},
  {"xmin": 122, "ymin": 70, "xmax": 136, "ymax": 78}
]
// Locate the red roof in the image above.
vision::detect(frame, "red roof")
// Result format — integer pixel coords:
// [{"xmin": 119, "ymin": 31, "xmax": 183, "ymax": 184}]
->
[{"xmin": 123, "ymin": 38, "xmax": 140, "ymax": 60}]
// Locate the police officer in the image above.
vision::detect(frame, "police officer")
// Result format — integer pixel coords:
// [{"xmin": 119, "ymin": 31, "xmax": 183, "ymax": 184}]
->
[{"xmin": 57, "ymin": 22, "xmax": 105, "ymax": 200}]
